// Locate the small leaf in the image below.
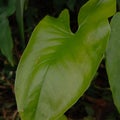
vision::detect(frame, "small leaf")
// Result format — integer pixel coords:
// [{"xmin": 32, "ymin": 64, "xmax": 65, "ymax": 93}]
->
[
  {"xmin": 15, "ymin": 0, "xmax": 116, "ymax": 120},
  {"xmin": 0, "ymin": 16, "xmax": 14, "ymax": 65},
  {"xmin": 106, "ymin": 12, "xmax": 120, "ymax": 112},
  {"xmin": 0, "ymin": 0, "xmax": 16, "ymax": 65}
]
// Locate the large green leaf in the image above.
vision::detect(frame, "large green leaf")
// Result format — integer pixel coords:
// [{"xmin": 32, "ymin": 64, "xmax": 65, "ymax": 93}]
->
[
  {"xmin": 15, "ymin": 0, "xmax": 116, "ymax": 120},
  {"xmin": 106, "ymin": 12, "xmax": 120, "ymax": 112},
  {"xmin": 0, "ymin": 15, "xmax": 14, "ymax": 65}
]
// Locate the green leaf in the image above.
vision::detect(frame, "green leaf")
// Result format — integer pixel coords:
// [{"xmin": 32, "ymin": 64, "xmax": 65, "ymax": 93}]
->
[
  {"xmin": 0, "ymin": 16, "xmax": 14, "ymax": 65},
  {"xmin": 16, "ymin": 0, "xmax": 27, "ymax": 48},
  {"xmin": 106, "ymin": 12, "xmax": 120, "ymax": 112},
  {"xmin": 15, "ymin": 0, "xmax": 116, "ymax": 120},
  {"xmin": 0, "ymin": 0, "xmax": 16, "ymax": 16},
  {"xmin": 6, "ymin": 0, "xmax": 16, "ymax": 16},
  {"xmin": 0, "ymin": 0, "xmax": 16, "ymax": 65}
]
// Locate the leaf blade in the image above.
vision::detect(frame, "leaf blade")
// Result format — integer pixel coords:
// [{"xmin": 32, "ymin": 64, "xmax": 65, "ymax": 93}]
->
[
  {"xmin": 0, "ymin": 16, "xmax": 14, "ymax": 65},
  {"xmin": 106, "ymin": 12, "xmax": 120, "ymax": 112},
  {"xmin": 15, "ymin": 0, "xmax": 116, "ymax": 120}
]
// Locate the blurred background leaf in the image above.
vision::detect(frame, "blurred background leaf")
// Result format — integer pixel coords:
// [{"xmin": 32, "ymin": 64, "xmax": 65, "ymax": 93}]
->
[
  {"xmin": 106, "ymin": 12, "xmax": 120, "ymax": 113},
  {"xmin": 0, "ymin": 15, "xmax": 14, "ymax": 65},
  {"xmin": 0, "ymin": 0, "xmax": 16, "ymax": 65},
  {"xmin": 0, "ymin": 0, "xmax": 16, "ymax": 16}
]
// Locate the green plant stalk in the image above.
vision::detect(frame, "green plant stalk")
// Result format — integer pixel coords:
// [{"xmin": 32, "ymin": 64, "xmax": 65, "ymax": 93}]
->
[{"xmin": 16, "ymin": 0, "xmax": 27, "ymax": 48}]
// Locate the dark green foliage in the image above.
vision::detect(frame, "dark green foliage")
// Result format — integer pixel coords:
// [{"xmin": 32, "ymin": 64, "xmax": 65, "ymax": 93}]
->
[
  {"xmin": 0, "ymin": 0, "xmax": 16, "ymax": 65},
  {"xmin": 106, "ymin": 12, "xmax": 120, "ymax": 113}
]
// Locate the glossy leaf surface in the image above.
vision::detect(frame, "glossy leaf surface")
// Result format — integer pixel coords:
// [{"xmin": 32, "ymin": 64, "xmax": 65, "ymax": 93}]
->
[
  {"xmin": 106, "ymin": 12, "xmax": 120, "ymax": 112},
  {"xmin": 15, "ymin": 0, "xmax": 116, "ymax": 120}
]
